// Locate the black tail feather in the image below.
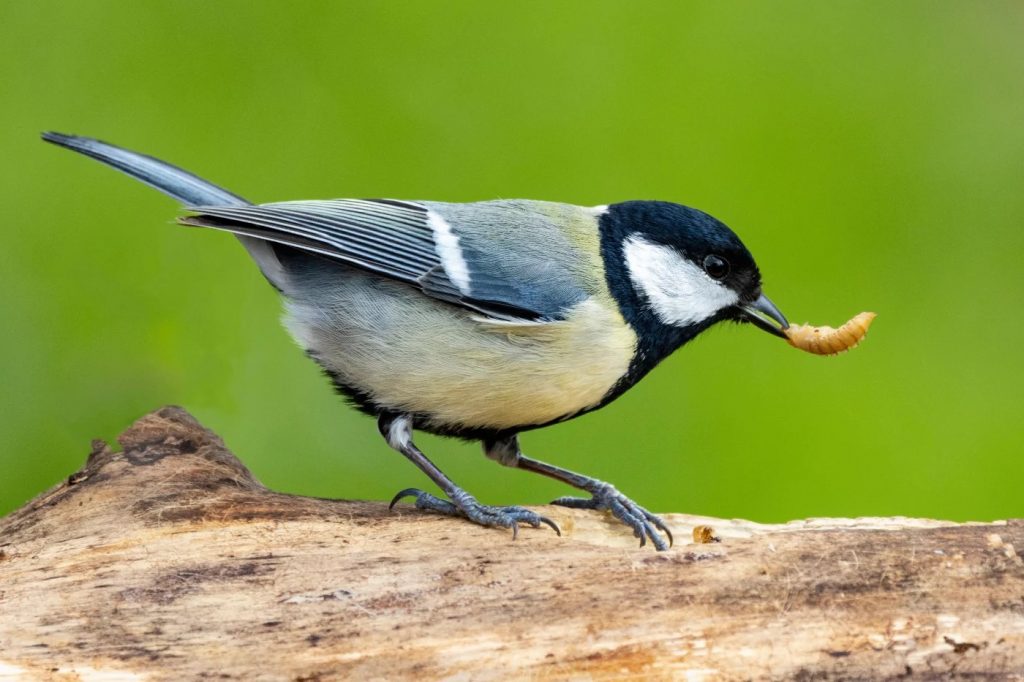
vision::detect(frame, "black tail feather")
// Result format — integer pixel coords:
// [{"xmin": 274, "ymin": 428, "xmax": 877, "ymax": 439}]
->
[{"xmin": 41, "ymin": 132, "xmax": 250, "ymax": 207}]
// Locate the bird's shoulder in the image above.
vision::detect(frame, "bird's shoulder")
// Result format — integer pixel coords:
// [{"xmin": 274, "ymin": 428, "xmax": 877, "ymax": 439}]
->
[{"xmin": 423, "ymin": 198, "xmax": 609, "ymax": 297}]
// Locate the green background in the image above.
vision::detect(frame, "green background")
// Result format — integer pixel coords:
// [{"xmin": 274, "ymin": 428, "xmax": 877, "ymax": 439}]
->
[{"xmin": 2, "ymin": 2, "xmax": 1021, "ymax": 523}]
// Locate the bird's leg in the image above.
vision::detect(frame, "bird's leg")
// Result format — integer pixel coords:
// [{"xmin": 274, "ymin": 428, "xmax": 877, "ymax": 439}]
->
[
  {"xmin": 484, "ymin": 435, "xmax": 673, "ymax": 551},
  {"xmin": 381, "ymin": 414, "xmax": 560, "ymax": 539}
]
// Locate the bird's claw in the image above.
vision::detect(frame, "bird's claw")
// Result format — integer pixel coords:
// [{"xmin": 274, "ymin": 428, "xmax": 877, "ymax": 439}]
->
[
  {"xmin": 552, "ymin": 483, "xmax": 672, "ymax": 551},
  {"xmin": 390, "ymin": 488, "xmax": 561, "ymax": 539}
]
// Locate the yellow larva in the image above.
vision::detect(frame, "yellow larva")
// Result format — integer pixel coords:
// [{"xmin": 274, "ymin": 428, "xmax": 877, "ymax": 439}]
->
[{"xmin": 784, "ymin": 312, "xmax": 877, "ymax": 356}]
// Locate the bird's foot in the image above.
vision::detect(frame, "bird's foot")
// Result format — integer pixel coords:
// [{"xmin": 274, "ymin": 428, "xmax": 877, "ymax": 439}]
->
[
  {"xmin": 389, "ymin": 488, "xmax": 561, "ymax": 539},
  {"xmin": 552, "ymin": 482, "xmax": 673, "ymax": 551}
]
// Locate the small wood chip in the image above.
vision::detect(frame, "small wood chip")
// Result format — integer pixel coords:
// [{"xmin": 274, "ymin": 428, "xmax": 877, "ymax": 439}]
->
[{"xmin": 693, "ymin": 525, "xmax": 720, "ymax": 544}]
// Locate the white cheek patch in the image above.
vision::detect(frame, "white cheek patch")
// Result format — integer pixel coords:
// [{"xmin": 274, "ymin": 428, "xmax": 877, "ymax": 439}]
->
[
  {"xmin": 623, "ymin": 235, "xmax": 739, "ymax": 327},
  {"xmin": 427, "ymin": 210, "xmax": 471, "ymax": 294}
]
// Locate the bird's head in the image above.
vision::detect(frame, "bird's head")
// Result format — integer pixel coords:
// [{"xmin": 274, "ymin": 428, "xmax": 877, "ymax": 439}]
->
[{"xmin": 599, "ymin": 201, "xmax": 789, "ymax": 362}]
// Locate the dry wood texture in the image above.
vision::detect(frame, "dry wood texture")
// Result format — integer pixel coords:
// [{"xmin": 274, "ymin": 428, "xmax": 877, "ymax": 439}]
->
[{"xmin": 0, "ymin": 407, "xmax": 1022, "ymax": 680}]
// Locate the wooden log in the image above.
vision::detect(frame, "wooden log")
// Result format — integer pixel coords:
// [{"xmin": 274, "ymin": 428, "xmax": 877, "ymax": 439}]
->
[{"xmin": 0, "ymin": 406, "xmax": 1021, "ymax": 680}]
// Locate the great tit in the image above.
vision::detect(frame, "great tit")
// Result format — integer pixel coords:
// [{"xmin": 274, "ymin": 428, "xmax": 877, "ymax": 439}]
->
[{"xmin": 42, "ymin": 132, "xmax": 790, "ymax": 551}]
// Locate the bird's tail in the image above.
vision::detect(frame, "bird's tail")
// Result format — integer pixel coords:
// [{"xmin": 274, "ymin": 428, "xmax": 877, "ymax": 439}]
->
[
  {"xmin": 42, "ymin": 132, "xmax": 290, "ymax": 289},
  {"xmin": 41, "ymin": 132, "xmax": 250, "ymax": 207}
]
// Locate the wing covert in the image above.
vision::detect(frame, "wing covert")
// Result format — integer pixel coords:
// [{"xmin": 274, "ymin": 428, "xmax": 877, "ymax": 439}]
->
[{"xmin": 181, "ymin": 198, "xmax": 594, "ymax": 321}]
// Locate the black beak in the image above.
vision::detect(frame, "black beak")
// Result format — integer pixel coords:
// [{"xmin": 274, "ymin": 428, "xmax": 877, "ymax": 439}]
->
[{"xmin": 739, "ymin": 293, "xmax": 789, "ymax": 339}]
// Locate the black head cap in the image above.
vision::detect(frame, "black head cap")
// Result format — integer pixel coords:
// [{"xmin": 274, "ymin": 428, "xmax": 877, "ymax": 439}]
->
[
  {"xmin": 606, "ymin": 201, "xmax": 762, "ymax": 301},
  {"xmin": 597, "ymin": 200, "xmax": 767, "ymax": 393}
]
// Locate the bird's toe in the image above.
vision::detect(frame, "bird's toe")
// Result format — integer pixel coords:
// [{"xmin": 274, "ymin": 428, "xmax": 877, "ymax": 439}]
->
[
  {"xmin": 552, "ymin": 484, "xmax": 672, "ymax": 551},
  {"xmin": 389, "ymin": 489, "xmax": 561, "ymax": 538}
]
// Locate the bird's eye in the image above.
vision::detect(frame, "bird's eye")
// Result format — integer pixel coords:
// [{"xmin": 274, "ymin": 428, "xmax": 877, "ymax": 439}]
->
[{"xmin": 703, "ymin": 254, "xmax": 730, "ymax": 280}]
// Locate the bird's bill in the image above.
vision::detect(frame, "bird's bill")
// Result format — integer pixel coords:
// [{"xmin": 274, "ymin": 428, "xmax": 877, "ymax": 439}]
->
[{"xmin": 739, "ymin": 293, "xmax": 790, "ymax": 339}]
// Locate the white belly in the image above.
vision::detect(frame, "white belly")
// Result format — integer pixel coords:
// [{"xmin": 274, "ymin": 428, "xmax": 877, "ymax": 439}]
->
[{"xmin": 283, "ymin": 269, "xmax": 636, "ymax": 432}]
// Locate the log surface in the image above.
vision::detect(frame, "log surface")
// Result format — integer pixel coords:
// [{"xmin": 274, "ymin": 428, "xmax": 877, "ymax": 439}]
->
[{"xmin": 0, "ymin": 407, "xmax": 1021, "ymax": 680}]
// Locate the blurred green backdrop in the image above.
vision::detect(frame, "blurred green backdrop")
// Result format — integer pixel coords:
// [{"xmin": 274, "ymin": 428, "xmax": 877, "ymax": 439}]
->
[{"xmin": 1, "ymin": 1, "xmax": 1021, "ymax": 523}]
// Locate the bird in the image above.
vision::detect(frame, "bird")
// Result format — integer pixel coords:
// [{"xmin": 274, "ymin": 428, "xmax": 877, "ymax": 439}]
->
[{"xmin": 42, "ymin": 132, "xmax": 790, "ymax": 551}]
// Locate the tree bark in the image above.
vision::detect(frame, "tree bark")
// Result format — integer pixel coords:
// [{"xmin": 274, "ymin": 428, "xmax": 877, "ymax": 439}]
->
[{"xmin": 0, "ymin": 407, "xmax": 1021, "ymax": 680}]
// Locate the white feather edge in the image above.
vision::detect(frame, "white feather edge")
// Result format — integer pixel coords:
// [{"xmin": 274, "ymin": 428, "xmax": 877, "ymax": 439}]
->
[
  {"xmin": 470, "ymin": 315, "xmax": 554, "ymax": 330},
  {"xmin": 426, "ymin": 209, "xmax": 472, "ymax": 294}
]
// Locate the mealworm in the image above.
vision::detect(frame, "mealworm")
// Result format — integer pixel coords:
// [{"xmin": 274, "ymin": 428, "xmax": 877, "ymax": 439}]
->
[{"xmin": 784, "ymin": 312, "xmax": 876, "ymax": 355}]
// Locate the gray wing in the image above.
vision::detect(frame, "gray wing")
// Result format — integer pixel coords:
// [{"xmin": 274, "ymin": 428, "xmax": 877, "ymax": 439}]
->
[{"xmin": 181, "ymin": 199, "xmax": 591, "ymax": 321}]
